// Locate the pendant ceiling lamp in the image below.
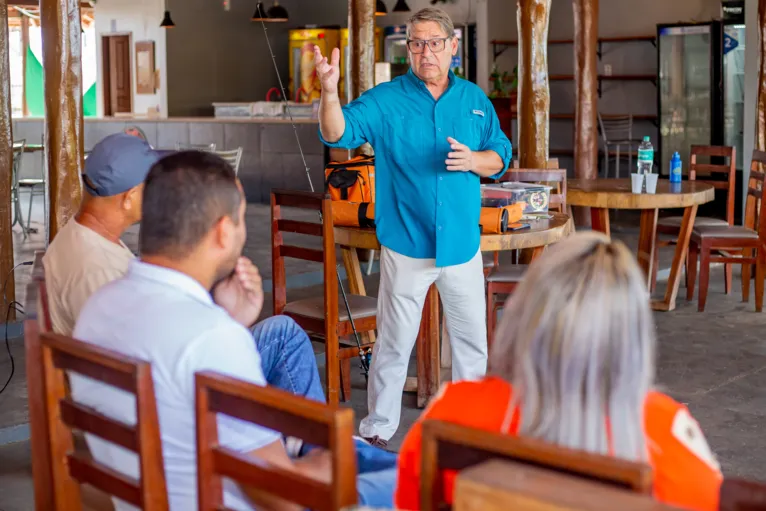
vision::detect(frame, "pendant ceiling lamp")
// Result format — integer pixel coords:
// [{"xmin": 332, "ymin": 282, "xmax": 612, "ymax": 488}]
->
[
  {"xmin": 392, "ymin": 0, "xmax": 411, "ymax": 12},
  {"xmin": 251, "ymin": 1, "xmax": 289, "ymax": 22},
  {"xmin": 375, "ymin": 0, "xmax": 387, "ymax": 16},
  {"xmin": 160, "ymin": 0, "xmax": 175, "ymax": 28},
  {"xmin": 160, "ymin": 10, "xmax": 175, "ymax": 28}
]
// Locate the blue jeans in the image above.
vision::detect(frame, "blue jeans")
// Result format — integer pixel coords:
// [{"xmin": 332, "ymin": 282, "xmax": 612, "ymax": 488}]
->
[{"xmin": 252, "ymin": 316, "xmax": 397, "ymax": 508}]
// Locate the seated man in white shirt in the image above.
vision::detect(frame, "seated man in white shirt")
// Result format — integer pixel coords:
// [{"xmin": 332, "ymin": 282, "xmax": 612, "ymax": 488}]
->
[
  {"xmin": 70, "ymin": 151, "xmax": 397, "ymax": 510},
  {"xmin": 43, "ymin": 133, "xmax": 156, "ymax": 336}
]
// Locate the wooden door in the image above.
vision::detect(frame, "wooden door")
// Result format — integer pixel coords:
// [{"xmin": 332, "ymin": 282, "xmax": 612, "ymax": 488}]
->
[{"xmin": 102, "ymin": 35, "xmax": 132, "ymax": 116}]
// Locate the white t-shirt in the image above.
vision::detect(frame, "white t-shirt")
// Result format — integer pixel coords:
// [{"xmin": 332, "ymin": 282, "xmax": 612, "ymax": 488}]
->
[
  {"xmin": 71, "ymin": 261, "xmax": 280, "ymax": 511},
  {"xmin": 43, "ymin": 217, "xmax": 135, "ymax": 336}
]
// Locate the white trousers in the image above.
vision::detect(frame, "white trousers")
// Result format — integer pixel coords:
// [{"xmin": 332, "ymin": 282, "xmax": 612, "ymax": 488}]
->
[{"xmin": 358, "ymin": 246, "xmax": 487, "ymax": 440}]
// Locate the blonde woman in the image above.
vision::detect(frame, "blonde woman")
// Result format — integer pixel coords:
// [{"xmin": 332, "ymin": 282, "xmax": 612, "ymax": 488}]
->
[{"xmin": 395, "ymin": 232, "xmax": 722, "ymax": 510}]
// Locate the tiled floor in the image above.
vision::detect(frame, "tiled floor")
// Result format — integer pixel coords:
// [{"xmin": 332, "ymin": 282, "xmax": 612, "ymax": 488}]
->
[{"xmin": 2, "ymin": 198, "xmax": 766, "ymax": 510}]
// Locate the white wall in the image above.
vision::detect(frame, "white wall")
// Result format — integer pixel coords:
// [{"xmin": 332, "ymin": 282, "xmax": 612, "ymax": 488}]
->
[{"xmin": 94, "ymin": 0, "xmax": 168, "ymax": 117}]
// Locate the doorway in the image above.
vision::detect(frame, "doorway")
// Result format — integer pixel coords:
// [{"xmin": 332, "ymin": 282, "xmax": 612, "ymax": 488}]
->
[{"xmin": 102, "ymin": 34, "xmax": 132, "ymax": 116}]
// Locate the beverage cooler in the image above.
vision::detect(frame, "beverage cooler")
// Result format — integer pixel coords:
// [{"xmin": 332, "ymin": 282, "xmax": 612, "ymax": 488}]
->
[
  {"xmin": 657, "ymin": 18, "xmax": 745, "ymax": 219},
  {"xmin": 383, "ymin": 25, "xmax": 409, "ymax": 80},
  {"xmin": 289, "ymin": 27, "xmax": 340, "ymax": 103},
  {"xmin": 340, "ymin": 27, "xmax": 382, "ymax": 100}
]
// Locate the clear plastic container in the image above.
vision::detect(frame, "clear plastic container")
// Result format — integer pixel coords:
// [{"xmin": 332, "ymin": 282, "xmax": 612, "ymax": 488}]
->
[{"xmin": 481, "ymin": 182, "xmax": 552, "ymax": 214}]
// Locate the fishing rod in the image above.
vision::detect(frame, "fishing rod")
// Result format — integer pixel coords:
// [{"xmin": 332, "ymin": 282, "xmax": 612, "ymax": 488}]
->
[{"xmin": 256, "ymin": 6, "xmax": 372, "ymax": 380}]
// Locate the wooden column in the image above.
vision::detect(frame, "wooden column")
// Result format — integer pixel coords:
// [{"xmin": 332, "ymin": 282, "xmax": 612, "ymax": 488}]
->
[
  {"xmin": 0, "ymin": 0, "xmax": 15, "ymax": 317},
  {"xmin": 573, "ymin": 0, "xmax": 599, "ymax": 226},
  {"xmin": 348, "ymin": 0, "xmax": 375, "ymax": 157},
  {"xmin": 41, "ymin": 0, "xmax": 84, "ymax": 241},
  {"xmin": 757, "ymin": 0, "xmax": 766, "ymax": 153},
  {"xmin": 516, "ymin": 0, "xmax": 551, "ymax": 168}
]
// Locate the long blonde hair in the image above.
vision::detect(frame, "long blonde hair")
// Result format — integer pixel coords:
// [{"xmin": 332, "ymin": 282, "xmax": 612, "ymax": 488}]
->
[{"xmin": 490, "ymin": 232, "xmax": 655, "ymax": 461}]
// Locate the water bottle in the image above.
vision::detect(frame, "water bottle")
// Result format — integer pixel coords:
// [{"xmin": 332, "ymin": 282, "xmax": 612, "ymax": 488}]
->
[
  {"xmin": 637, "ymin": 136, "xmax": 654, "ymax": 175},
  {"xmin": 670, "ymin": 152, "xmax": 682, "ymax": 183}
]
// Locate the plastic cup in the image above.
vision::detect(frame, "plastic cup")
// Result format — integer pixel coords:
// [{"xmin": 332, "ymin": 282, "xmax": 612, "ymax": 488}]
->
[
  {"xmin": 645, "ymin": 173, "xmax": 658, "ymax": 194},
  {"xmin": 631, "ymin": 173, "xmax": 644, "ymax": 194}
]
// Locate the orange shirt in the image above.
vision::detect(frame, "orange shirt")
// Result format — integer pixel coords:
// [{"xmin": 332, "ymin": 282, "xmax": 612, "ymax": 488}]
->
[{"xmin": 395, "ymin": 377, "xmax": 722, "ymax": 511}]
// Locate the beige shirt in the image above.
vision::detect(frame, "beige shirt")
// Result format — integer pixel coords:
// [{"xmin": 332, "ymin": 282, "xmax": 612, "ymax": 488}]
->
[{"xmin": 42, "ymin": 217, "xmax": 135, "ymax": 336}]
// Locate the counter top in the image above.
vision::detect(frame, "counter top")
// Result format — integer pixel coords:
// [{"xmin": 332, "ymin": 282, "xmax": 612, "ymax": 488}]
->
[{"xmin": 16, "ymin": 116, "xmax": 320, "ymax": 124}]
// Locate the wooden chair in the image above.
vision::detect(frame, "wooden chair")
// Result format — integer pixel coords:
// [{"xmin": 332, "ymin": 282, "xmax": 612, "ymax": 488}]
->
[
  {"xmin": 420, "ymin": 419, "xmax": 652, "ymax": 511},
  {"xmin": 484, "ymin": 169, "xmax": 568, "ymax": 346},
  {"xmin": 25, "ymin": 252, "xmax": 55, "ymax": 511},
  {"xmin": 271, "ymin": 189, "xmax": 377, "ymax": 406},
  {"xmin": 35, "ymin": 329, "xmax": 168, "ymax": 510},
  {"xmin": 454, "ymin": 459, "xmax": 683, "ymax": 511},
  {"xmin": 686, "ymin": 150, "xmax": 766, "ymax": 312},
  {"xmin": 195, "ymin": 371, "xmax": 357, "ymax": 511},
  {"xmin": 482, "ymin": 159, "xmax": 562, "ymax": 275},
  {"xmin": 719, "ymin": 478, "xmax": 766, "ymax": 510},
  {"xmin": 653, "ymin": 145, "xmax": 736, "ymax": 292}
]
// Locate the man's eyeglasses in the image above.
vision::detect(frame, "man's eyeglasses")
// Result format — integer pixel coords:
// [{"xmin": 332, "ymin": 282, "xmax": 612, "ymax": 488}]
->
[{"xmin": 406, "ymin": 37, "xmax": 451, "ymax": 54}]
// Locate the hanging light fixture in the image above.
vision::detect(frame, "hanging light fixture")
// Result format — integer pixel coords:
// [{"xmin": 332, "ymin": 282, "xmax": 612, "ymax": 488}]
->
[
  {"xmin": 251, "ymin": 1, "xmax": 289, "ymax": 22},
  {"xmin": 375, "ymin": 0, "xmax": 387, "ymax": 16},
  {"xmin": 160, "ymin": 0, "xmax": 175, "ymax": 28},
  {"xmin": 392, "ymin": 0, "xmax": 410, "ymax": 12},
  {"xmin": 160, "ymin": 11, "xmax": 175, "ymax": 28}
]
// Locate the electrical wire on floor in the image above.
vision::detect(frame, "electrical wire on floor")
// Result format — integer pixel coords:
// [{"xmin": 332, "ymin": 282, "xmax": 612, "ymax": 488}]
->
[
  {"xmin": 0, "ymin": 261, "xmax": 34, "ymax": 396},
  {"xmin": 0, "ymin": 300, "xmax": 23, "ymax": 396}
]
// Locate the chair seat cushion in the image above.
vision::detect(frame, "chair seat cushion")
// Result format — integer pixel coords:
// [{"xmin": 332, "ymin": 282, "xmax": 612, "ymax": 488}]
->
[
  {"xmin": 692, "ymin": 225, "xmax": 759, "ymax": 239},
  {"xmin": 658, "ymin": 216, "xmax": 728, "ymax": 228},
  {"xmin": 283, "ymin": 294, "xmax": 377, "ymax": 322},
  {"xmin": 486, "ymin": 264, "xmax": 529, "ymax": 283}
]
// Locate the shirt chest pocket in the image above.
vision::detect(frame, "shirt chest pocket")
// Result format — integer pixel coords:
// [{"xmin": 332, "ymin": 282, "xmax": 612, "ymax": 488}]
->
[
  {"xmin": 451, "ymin": 112, "xmax": 485, "ymax": 151},
  {"xmin": 386, "ymin": 114, "xmax": 424, "ymax": 157}
]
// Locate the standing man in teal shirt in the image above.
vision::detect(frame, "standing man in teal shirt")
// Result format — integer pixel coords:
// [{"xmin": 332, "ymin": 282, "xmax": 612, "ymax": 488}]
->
[{"xmin": 317, "ymin": 7, "xmax": 512, "ymax": 446}]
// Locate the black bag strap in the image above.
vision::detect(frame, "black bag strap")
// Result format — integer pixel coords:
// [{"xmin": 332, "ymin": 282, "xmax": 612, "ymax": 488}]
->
[{"xmin": 358, "ymin": 202, "xmax": 375, "ymax": 228}]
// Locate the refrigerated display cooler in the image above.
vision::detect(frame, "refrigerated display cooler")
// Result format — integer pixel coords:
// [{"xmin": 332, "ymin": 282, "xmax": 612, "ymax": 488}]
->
[
  {"xmin": 288, "ymin": 27, "xmax": 340, "ymax": 103},
  {"xmin": 657, "ymin": 18, "xmax": 745, "ymax": 219}
]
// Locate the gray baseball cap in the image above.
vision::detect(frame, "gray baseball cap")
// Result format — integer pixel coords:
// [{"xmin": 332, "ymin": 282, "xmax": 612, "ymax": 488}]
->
[{"xmin": 83, "ymin": 133, "xmax": 161, "ymax": 197}]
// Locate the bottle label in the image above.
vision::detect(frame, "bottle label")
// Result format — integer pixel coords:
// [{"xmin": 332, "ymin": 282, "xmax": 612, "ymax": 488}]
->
[{"xmin": 638, "ymin": 148, "xmax": 653, "ymax": 162}]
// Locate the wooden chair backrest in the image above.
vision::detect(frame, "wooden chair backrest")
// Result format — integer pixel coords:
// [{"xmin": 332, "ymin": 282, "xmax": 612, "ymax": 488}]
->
[
  {"xmin": 719, "ymin": 477, "xmax": 766, "ymax": 511},
  {"xmin": 420, "ymin": 419, "xmax": 652, "ymax": 511},
  {"xmin": 271, "ymin": 189, "xmax": 336, "ymax": 319},
  {"xmin": 454, "ymin": 459, "xmax": 681, "ymax": 511},
  {"xmin": 37, "ymin": 330, "xmax": 168, "ymax": 510},
  {"xmin": 745, "ymin": 150, "xmax": 766, "ymax": 237},
  {"xmin": 513, "ymin": 158, "xmax": 559, "ymax": 169},
  {"xmin": 25, "ymin": 251, "xmax": 55, "ymax": 511},
  {"xmin": 689, "ymin": 145, "xmax": 736, "ymax": 224},
  {"xmin": 195, "ymin": 371, "xmax": 357, "ymax": 511}
]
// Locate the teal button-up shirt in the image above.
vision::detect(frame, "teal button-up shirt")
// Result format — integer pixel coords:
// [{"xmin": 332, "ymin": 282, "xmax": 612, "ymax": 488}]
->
[{"xmin": 321, "ymin": 70, "xmax": 512, "ymax": 267}]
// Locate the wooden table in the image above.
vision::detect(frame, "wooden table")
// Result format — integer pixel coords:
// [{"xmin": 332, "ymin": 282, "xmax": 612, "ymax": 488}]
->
[
  {"xmin": 567, "ymin": 179, "xmax": 714, "ymax": 312},
  {"xmin": 334, "ymin": 213, "xmax": 572, "ymax": 407}
]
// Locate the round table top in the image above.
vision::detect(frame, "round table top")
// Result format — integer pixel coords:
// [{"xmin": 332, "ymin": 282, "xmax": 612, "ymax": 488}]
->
[
  {"xmin": 334, "ymin": 212, "xmax": 572, "ymax": 252},
  {"xmin": 567, "ymin": 178, "xmax": 715, "ymax": 210}
]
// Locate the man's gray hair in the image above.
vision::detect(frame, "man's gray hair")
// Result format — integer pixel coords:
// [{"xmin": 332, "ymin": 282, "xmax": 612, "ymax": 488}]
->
[{"xmin": 406, "ymin": 7, "xmax": 455, "ymax": 39}]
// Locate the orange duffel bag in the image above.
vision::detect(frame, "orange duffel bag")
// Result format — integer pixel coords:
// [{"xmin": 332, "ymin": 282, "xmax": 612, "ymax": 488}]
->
[
  {"xmin": 325, "ymin": 155, "xmax": 375, "ymax": 203},
  {"xmin": 332, "ymin": 201, "xmax": 376, "ymax": 228}
]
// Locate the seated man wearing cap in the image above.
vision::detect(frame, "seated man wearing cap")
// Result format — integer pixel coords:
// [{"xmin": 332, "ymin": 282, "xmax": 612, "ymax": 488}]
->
[{"xmin": 43, "ymin": 133, "xmax": 157, "ymax": 336}]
